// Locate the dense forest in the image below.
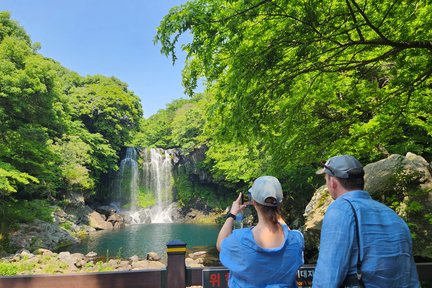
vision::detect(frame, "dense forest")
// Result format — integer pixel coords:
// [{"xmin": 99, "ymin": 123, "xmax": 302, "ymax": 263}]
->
[
  {"xmin": 144, "ymin": 0, "xmax": 432, "ymax": 212},
  {"xmin": 0, "ymin": 11, "xmax": 143, "ymax": 237},
  {"xmin": 1, "ymin": 0, "xmax": 432, "ymax": 253}
]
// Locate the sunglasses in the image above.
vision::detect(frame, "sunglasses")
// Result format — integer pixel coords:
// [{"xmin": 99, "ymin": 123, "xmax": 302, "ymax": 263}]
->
[{"xmin": 323, "ymin": 164, "xmax": 336, "ymax": 176}]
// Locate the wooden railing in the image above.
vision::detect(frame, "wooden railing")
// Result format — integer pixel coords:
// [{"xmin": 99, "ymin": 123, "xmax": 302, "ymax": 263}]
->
[{"xmin": 0, "ymin": 240, "xmax": 431, "ymax": 288}]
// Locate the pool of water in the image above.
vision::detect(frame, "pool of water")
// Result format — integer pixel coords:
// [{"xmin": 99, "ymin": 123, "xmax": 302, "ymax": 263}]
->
[{"xmin": 68, "ymin": 223, "xmax": 220, "ymax": 262}]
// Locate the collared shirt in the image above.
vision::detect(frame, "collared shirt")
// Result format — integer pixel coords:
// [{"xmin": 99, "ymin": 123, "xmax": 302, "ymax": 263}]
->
[
  {"xmin": 312, "ymin": 190, "xmax": 420, "ymax": 287},
  {"xmin": 220, "ymin": 224, "xmax": 304, "ymax": 288}
]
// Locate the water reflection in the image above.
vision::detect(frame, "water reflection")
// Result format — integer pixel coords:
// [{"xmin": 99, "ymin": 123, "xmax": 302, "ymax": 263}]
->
[{"xmin": 69, "ymin": 223, "xmax": 219, "ymax": 262}]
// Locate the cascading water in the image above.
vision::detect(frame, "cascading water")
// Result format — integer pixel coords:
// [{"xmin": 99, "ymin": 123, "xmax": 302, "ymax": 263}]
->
[
  {"xmin": 142, "ymin": 148, "xmax": 174, "ymax": 223},
  {"xmin": 111, "ymin": 147, "xmax": 139, "ymax": 213},
  {"xmin": 110, "ymin": 147, "xmax": 175, "ymax": 224}
]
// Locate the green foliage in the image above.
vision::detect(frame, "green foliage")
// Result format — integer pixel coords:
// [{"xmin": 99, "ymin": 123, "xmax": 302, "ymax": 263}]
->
[
  {"xmin": 170, "ymin": 94, "xmax": 207, "ymax": 152},
  {"xmin": 0, "ymin": 29, "xmax": 64, "ymax": 197},
  {"xmin": 68, "ymin": 75, "xmax": 143, "ymax": 153},
  {"xmin": 0, "ymin": 257, "xmax": 37, "ymax": 275},
  {"xmin": 0, "ymin": 12, "xmax": 31, "ymax": 45},
  {"xmin": 0, "ymin": 255, "xmax": 70, "ymax": 275},
  {"xmin": 0, "ymin": 12, "xmax": 144, "ymax": 204},
  {"xmin": 41, "ymin": 261, "xmax": 68, "ymax": 274},
  {"xmin": 278, "ymin": 166, "xmax": 321, "ymax": 224},
  {"xmin": 0, "ymin": 199, "xmax": 54, "ymax": 225},
  {"xmin": 133, "ymin": 93, "xmax": 210, "ymax": 153},
  {"xmin": 59, "ymin": 221, "xmax": 73, "ymax": 231},
  {"xmin": 137, "ymin": 190, "xmax": 156, "ymax": 208},
  {"xmin": 0, "ymin": 261, "xmax": 18, "ymax": 276},
  {"xmin": 205, "ymin": 141, "xmax": 268, "ymax": 184},
  {"xmin": 0, "ymin": 161, "xmax": 38, "ymax": 195},
  {"xmin": 0, "ymin": 199, "xmax": 54, "ymax": 253},
  {"xmin": 173, "ymin": 172, "xmax": 194, "ymax": 207},
  {"xmin": 49, "ymin": 135, "xmax": 94, "ymax": 192},
  {"xmin": 173, "ymin": 170, "xmax": 230, "ymax": 209},
  {"xmin": 96, "ymin": 260, "xmax": 113, "ymax": 272},
  {"xmin": 152, "ymin": 2, "xmax": 432, "ymax": 259},
  {"xmin": 382, "ymin": 166, "xmax": 432, "ymax": 257},
  {"xmin": 156, "ymin": 0, "xmax": 432, "ymax": 168},
  {"xmin": 133, "ymin": 98, "xmax": 190, "ymax": 148}
]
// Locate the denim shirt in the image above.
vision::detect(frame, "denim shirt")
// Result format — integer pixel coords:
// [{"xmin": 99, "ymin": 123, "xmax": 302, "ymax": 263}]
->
[
  {"xmin": 220, "ymin": 224, "xmax": 304, "ymax": 288},
  {"xmin": 312, "ymin": 190, "xmax": 419, "ymax": 288}
]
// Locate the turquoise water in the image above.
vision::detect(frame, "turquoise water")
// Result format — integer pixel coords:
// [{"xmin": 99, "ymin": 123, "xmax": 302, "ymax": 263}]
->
[{"xmin": 69, "ymin": 223, "xmax": 220, "ymax": 260}]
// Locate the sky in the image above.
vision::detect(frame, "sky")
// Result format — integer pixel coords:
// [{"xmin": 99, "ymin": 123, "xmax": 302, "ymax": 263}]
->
[{"xmin": 1, "ymin": 0, "xmax": 193, "ymax": 118}]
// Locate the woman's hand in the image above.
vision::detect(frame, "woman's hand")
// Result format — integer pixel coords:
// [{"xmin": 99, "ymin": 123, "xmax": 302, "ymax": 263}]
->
[
  {"xmin": 216, "ymin": 193, "xmax": 248, "ymax": 251},
  {"xmin": 230, "ymin": 193, "xmax": 247, "ymax": 215}
]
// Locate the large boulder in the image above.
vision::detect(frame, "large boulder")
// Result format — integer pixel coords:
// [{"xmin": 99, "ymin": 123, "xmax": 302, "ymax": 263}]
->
[
  {"xmin": 107, "ymin": 213, "xmax": 126, "ymax": 229},
  {"xmin": 364, "ymin": 153, "xmax": 432, "ymax": 204},
  {"xmin": 87, "ymin": 211, "xmax": 113, "ymax": 230},
  {"xmin": 8, "ymin": 219, "xmax": 80, "ymax": 252},
  {"xmin": 303, "ymin": 153, "xmax": 432, "ymax": 261}
]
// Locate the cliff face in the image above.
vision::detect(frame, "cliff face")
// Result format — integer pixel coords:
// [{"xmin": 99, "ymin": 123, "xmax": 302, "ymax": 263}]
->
[
  {"xmin": 172, "ymin": 145, "xmax": 230, "ymax": 213},
  {"xmin": 175, "ymin": 145, "xmax": 213, "ymax": 184},
  {"xmin": 303, "ymin": 153, "xmax": 432, "ymax": 261}
]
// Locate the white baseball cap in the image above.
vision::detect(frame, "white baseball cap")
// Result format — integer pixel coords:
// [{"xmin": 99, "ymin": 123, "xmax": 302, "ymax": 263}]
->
[{"xmin": 248, "ymin": 176, "xmax": 283, "ymax": 207}]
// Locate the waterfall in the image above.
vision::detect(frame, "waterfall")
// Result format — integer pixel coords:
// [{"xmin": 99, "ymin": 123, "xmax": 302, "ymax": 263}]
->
[
  {"xmin": 142, "ymin": 148, "xmax": 174, "ymax": 223},
  {"xmin": 110, "ymin": 147, "xmax": 175, "ymax": 224},
  {"xmin": 111, "ymin": 147, "xmax": 139, "ymax": 212}
]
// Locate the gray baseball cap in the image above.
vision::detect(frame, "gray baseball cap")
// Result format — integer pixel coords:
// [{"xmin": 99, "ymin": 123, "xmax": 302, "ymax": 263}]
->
[
  {"xmin": 248, "ymin": 176, "xmax": 283, "ymax": 207},
  {"xmin": 317, "ymin": 155, "xmax": 364, "ymax": 179}
]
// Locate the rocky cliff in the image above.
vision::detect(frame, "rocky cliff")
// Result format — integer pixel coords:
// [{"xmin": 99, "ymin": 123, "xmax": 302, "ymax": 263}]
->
[{"xmin": 303, "ymin": 153, "xmax": 432, "ymax": 261}]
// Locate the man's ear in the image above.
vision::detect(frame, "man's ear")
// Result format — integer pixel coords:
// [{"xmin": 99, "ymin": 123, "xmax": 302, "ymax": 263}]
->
[{"xmin": 328, "ymin": 176, "xmax": 338, "ymax": 190}]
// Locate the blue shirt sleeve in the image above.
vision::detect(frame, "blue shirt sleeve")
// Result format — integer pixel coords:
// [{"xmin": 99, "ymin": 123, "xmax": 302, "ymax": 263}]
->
[{"xmin": 312, "ymin": 200, "xmax": 356, "ymax": 287}]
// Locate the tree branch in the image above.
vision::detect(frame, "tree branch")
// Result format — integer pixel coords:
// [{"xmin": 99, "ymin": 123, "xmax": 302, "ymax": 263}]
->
[
  {"xmin": 348, "ymin": 0, "xmax": 391, "ymax": 42},
  {"xmin": 345, "ymin": 0, "xmax": 365, "ymax": 41},
  {"xmin": 210, "ymin": 0, "xmax": 272, "ymax": 23},
  {"xmin": 347, "ymin": 39, "xmax": 432, "ymax": 50},
  {"xmin": 378, "ymin": 0, "xmax": 403, "ymax": 28}
]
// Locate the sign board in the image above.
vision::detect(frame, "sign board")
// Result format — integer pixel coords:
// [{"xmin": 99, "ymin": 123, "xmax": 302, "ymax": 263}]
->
[
  {"xmin": 202, "ymin": 266, "xmax": 315, "ymax": 288},
  {"xmin": 202, "ymin": 268, "xmax": 229, "ymax": 288},
  {"xmin": 296, "ymin": 265, "xmax": 315, "ymax": 287}
]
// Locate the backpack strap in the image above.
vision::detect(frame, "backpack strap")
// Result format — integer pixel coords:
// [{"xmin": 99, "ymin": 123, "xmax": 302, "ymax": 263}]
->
[{"xmin": 343, "ymin": 199, "xmax": 365, "ymax": 287}]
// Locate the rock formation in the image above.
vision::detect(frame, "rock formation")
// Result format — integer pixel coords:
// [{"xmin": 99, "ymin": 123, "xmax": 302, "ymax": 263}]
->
[{"xmin": 303, "ymin": 153, "xmax": 432, "ymax": 261}]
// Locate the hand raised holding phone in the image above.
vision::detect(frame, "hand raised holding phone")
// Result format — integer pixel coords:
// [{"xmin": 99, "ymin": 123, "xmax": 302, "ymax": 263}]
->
[{"xmin": 241, "ymin": 192, "xmax": 253, "ymax": 206}]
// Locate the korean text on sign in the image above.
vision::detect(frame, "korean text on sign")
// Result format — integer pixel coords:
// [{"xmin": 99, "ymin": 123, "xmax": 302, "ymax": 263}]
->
[{"xmin": 202, "ymin": 268, "xmax": 229, "ymax": 288}]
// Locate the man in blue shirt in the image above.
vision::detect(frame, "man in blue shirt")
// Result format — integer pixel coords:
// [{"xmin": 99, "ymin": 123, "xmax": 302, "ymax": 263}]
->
[{"xmin": 313, "ymin": 155, "xmax": 419, "ymax": 287}]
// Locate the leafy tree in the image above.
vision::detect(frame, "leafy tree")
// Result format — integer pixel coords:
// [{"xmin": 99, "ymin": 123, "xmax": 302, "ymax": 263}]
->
[
  {"xmin": 0, "ymin": 161, "xmax": 38, "ymax": 196},
  {"xmin": 0, "ymin": 12, "xmax": 142, "ymax": 201},
  {"xmin": 0, "ymin": 12, "xmax": 30, "ymax": 45},
  {"xmin": 170, "ymin": 93, "xmax": 208, "ymax": 152},
  {"xmin": 133, "ymin": 98, "xmax": 191, "ymax": 148},
  {"xmin": 134, "ymin": 109, "xmax": 174, "ymax": 148},
  {"xmin": 49, "ymin": 135, "xmax": 94, "ymax": 193},
  {"xmin": 0, "ymin": 15, "xmax": 65, "ymax": 197},
  {"xmin": 68, "ymin": 75, "xmax": 143, "ymax": 153},
  {"xmin": 156, "ymin": 0, "xmax": 432, "ymax": 166}
]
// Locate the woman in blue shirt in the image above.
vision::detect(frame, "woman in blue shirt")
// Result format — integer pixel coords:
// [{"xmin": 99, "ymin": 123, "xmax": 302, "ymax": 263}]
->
[{"xmin": 216, "ymin": 176, "xmax": 304, "ymax": 288}]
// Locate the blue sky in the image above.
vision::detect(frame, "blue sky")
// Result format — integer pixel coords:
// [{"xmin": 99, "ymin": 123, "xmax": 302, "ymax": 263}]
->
[{"xmin": 1, "ymin": 0, "xmax": 192, "ymax": 117}]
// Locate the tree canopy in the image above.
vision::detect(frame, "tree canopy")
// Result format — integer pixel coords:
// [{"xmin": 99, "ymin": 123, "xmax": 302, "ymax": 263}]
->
[
  {"xmin": 155, "ymin": 0, "xmax": 432, "ymax": 168},
  {"xmin": 0, "ymin": 11, "xmax": 143, "ymax": 200},
  {"xmin": 149, "ymin": 1, "xmax": 432, "ymax": 253}
]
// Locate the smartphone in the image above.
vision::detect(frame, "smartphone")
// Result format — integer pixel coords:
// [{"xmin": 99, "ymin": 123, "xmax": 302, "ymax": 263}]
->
[{"xmin": 242, "ymin": 193, "xmax": 252, "ymax": 205}]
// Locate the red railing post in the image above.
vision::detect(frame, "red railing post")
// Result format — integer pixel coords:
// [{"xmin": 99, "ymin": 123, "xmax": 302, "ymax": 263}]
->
[{"xmin": 166, "ymin": 240, "xmax": 187, "ymax": 288}]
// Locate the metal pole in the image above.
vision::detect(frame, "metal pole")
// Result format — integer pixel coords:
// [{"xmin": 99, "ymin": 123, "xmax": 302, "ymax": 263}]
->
[{"xmin": 166, "ymin": 240, "xmax": 187, "ymax": 288}]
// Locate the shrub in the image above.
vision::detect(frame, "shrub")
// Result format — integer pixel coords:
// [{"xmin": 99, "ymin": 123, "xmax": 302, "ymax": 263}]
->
[{"xmin": 0, "ymin": 262, "xmax": 18, "ymax": 276}]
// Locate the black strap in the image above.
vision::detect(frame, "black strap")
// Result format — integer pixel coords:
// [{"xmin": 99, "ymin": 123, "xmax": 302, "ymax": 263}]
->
[
  {"xmin": 226, "ymin": 212, "xmax": 237, "ymax": 220},
  {"xmin": 343, "ymin": 199, "xmax": 365, "ymax": 287}
]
